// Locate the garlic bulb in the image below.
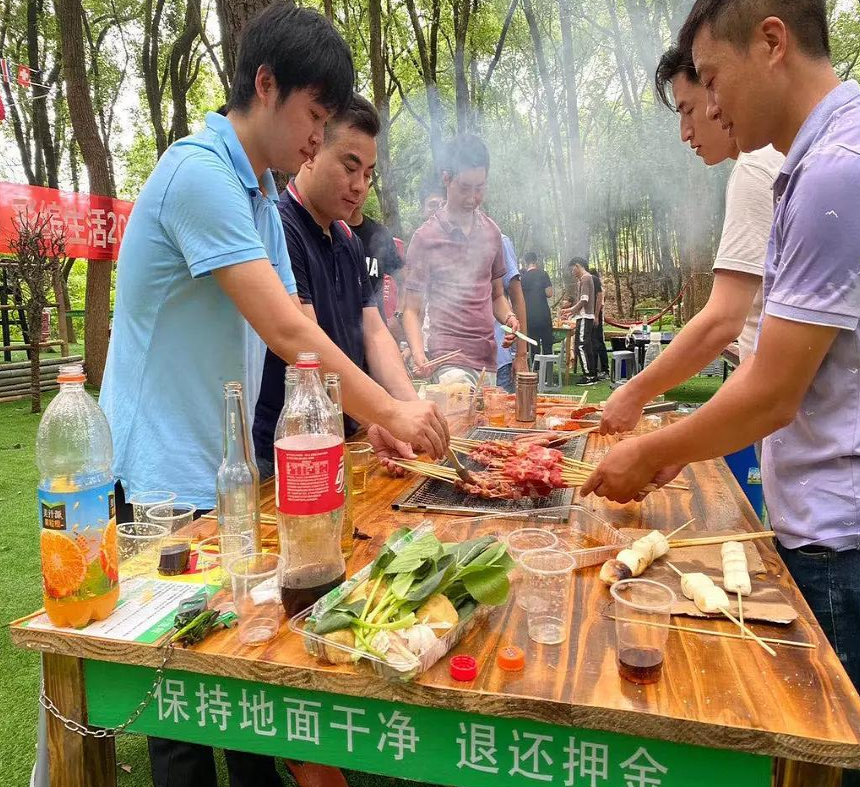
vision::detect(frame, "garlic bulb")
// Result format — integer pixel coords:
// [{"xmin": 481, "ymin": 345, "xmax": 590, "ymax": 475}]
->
[{"xmin": 402, "ymin": 624, "xmax": 438, "ymax": 656}]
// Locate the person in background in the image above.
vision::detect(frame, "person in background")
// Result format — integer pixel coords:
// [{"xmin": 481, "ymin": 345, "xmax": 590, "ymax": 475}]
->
[
  {"xmin": 402, "ymin": 135, "xmax": 519, "ymax": 387},
  {"xmin": 599, "ymin": 43, "xmax": 782, "ymax": 433},
  {"xmin": 418, "ymin": 175, "xmax": 445, "ymax": 220},
  {"xmin": 583, "ymin": 7, "xmax": 860, "ymax": 768},
  {"xmin": 564, "ymin": 258, "xmax": 597, "ymax": 385},
  {"xmin": 95, "ymin": 7, "xmax": 444, "ymax": 787},
  {"xmin": 254, "ymin": 94, "xmax": 419, "ymax": 477},
  {"xmin": 586, "ymin": 262, "xmax": 610, "ymax": 378},
  {"xmin": 520, "ymin": 251, "xmax": 555, "ymax": 358},
  {"xmin": 347, "ymin": 187, "xmax": 404, "ymax": 321},
  {"xmin": 494, "ymin": 234, "xmax": 529, "ymax": 393}
]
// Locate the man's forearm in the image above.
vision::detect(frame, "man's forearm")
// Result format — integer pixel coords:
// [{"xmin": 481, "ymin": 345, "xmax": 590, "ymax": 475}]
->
[
  {"xmin": 365, "ymin": 324, "xmax": 419, "ymax": 401},
  {"xmin": 402, "ymin": 302, "xmax": 426, "ymax": 361},
  {"xmin": 624, "ymin": 305, "xmax": 739, "ymax": 405},
  {"xmin": 492, "ymin": 293, "xmax": 513, "ymax": 325},
  {"xmin": 508, "ymin": 280, "xmax": 528, "ymax": 359}
]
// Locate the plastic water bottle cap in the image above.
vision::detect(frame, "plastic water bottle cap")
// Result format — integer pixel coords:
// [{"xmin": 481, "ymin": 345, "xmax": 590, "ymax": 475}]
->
[{"xmin": 449, "ymin": 655, "xmax": 478, "ymax": 681}]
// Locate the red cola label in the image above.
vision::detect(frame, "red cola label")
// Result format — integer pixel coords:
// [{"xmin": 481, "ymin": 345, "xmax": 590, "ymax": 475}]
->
[{"xmin": 274, "ymin": 436, "xmax": 345, "ymax": 516}]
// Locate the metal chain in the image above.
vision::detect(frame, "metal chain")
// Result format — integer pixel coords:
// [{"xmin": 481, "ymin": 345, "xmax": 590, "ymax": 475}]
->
[{"xmin": 39, "ymin": 642, "xmax": 175, "ymax": 739}]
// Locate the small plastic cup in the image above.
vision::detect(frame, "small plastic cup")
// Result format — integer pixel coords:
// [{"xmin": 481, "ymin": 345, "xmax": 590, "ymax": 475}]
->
[
  {"xmin": 484, "ymin": 389, "xmax": 507, "ymax": 426},
  {"xmin": 610, "ymin": 579, "xmax": 675, "ymax": 685},
  {"xmin": 347, "ymin": 442, "xmax": 373, "ymax": 496},
  {"xmin": 521, "ymin": 549, "xmax": 575, "ymax": 645},
  {"xmin": 147, "ymin": 502, "xmax": 197, "ymax": 577},
  {"xmin": 129, "ymin": 491, "xmax": 176, "ymax": 524},
  {"xmin": 196, "ymin": 533, "xmax": 253, "ymax": 598},
  {"xmin": 117, "ymin": 522, "xmax": 168, "ymax": 596},
  {"xmin": 505, "ymin": 528, "xmax": 559, "ymax": 610},
  {"xmin": 227, "ymin": 552, "xmax": 284, "ymax": 645}
]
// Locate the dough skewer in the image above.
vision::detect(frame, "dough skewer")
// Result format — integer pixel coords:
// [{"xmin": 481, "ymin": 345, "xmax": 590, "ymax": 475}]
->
[{"xmin": 666, "ymin": 561, "xmax": 776, "ymax": 657}]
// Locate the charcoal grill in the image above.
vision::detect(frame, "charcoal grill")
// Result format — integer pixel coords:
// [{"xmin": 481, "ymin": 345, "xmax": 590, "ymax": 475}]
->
[{"xmin": 391, "ymin": 426, "xmax": 588, "ymax": 522}]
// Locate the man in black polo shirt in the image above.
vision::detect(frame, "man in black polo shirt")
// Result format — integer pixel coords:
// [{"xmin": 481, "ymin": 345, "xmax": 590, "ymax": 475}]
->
[
  {"xmin": 254, "ymin": 94, "xmax": 418, "ymax": 475},
  {"xmin": 347, "ymin": 200, "xmax": 404, "ymax": 321}
]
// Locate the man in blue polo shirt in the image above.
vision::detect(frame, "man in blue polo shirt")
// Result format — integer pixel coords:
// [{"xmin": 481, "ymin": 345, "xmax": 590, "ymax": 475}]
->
[
  {"xmin": 100, "ymin": 11, "xmax": 447, "ymax": 519},
  {"xmin": 255, "ymin": 94, "xmax": 419, "ymax": 475},
  {"xmin": 494, "ymin": 234, "xmax": 528, "ymax": 393},
  {"xmin": 96, "ymin": 7, "xmax": 445, "ymax": 787},
  {"xmin": 583, "ymin": 2, "xmax": 860, "ymax": 759}
]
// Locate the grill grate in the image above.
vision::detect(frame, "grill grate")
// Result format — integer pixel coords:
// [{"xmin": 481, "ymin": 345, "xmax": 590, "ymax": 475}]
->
[{"xmin": 391, "ymin": 427, "xmax": 588, "ymax": 522}]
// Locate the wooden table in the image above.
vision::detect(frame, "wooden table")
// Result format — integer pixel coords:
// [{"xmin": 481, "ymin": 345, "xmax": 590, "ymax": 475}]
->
[{"xmin": 12, "ymin": 416, "xmax": 860, "ymax": 787}]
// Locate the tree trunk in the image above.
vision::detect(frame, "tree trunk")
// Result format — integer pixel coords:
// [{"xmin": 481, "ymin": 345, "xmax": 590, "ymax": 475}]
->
[
  {"xmin": 404, "ymin": 0, "xmax": 444, "ymax": 166},
  {"xmin": 368, "ymin": 0, "xmax": 403, "ymax": 237},
  {"xmin": 28, "ymin": 0, "xmax": 59, "ymax": 188},
  {"xmin": 55, "ymin": 0, "xmax": 114, "ymax": 386},
  {"xmin": 142, "ymin": 0, "xmax": 169, "ymax": 157},
  {"xmin": 216, "ymin": 0, "xmax": 290, "ymax": 89},
  {"xmin": 168, "ymin": 0, "xmax": 201, "ymax": 145},
  {"xmin": 28, "ymin": 304, "xmax": 42, "ymax": 412},
  {"xmin": 557, "ymin": 0, "xmax": 588, "ymax": 256},
  {"xmin": 452, "ymin": 0, "xmax": 471, "ymax": 134},
  {"xmin": 62, "ymin": 258, "xmax": 77, "ymax": 344},
  {"xmin": 522, "ymin": 0, "xmax": 571, "ymax": 255}
]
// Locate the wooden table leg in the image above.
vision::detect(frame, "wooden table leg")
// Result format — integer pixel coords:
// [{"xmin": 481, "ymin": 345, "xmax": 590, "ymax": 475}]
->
[
  {"xmin": 773, "ymin": 758, "xmax": 842, "ymax": 787},
  {"xmin": 43, "ymin": 652, "xmax": 117, "ymax": 787}
]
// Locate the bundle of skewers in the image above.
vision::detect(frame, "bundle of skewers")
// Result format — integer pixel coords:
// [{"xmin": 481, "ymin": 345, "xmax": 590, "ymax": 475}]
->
[
  {"xmin": 393, "ymin": 430, "xmax": 689, "ymax": 500},
  {"xmin": 411, "ymin": 349, "xmax": 465, "ymax": 378}
]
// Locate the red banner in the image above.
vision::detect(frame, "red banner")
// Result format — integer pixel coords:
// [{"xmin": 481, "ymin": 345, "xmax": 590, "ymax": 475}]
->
[{"xmin": 0, "ymin": 183, "xmax": 134, "ymax": 261}]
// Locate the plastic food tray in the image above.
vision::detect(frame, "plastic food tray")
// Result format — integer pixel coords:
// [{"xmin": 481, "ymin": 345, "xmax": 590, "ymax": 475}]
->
[{"xmin": 288, "ymin": 507, "xmax": 630, "ymax": 681}]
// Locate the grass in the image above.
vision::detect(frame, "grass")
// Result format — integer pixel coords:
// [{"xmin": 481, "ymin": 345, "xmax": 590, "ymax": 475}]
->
[{"xmin": 0, "ymin": 371, "xmax": 722, "ymax": 785}]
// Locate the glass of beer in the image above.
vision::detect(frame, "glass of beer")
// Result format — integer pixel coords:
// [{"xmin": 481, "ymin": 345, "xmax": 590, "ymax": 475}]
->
[
  {"xmin": 484, "ymin": 389, "xmax": 507, "ymax": 427},
  {"xmin": 610, "ymin": 579, "xmax": 675, "ymax": 685},
  {"xmin": 347, "ymin": 442, "xmax": 373, "ymax": 496}
]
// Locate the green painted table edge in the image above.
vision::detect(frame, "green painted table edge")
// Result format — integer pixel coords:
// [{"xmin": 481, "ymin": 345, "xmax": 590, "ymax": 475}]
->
[{"xmin": 85, "ymin": 659, "xmax": 772, "ymax": 787}]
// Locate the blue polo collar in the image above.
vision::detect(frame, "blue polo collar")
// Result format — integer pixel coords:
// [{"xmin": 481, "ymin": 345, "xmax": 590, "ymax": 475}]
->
[
  {"xmin": 204, "ymin": 111, "xmax": 278, "ymax": 200},
  {"xmin": 781, "ymin": 80, "xmax": 860, "ymax": 178}
]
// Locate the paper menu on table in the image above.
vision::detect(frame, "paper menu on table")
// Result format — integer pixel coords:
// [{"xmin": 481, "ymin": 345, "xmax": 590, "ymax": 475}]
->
[{"xmin": 24, "ymin": 580, "xmax": 205, "ymax": 644}]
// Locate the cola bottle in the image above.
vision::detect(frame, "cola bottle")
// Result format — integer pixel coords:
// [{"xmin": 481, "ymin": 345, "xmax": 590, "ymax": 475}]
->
[{"xmin": 274, "ymin": 353, "xmax": 346, "ymax": 617}]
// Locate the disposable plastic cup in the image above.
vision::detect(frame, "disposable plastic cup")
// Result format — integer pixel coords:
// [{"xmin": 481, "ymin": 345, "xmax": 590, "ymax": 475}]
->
[
  {"xmin": 227, "ymin": 552, "xmax": 284, "ymax": 645},
  {"xmin": 505, "ymin": 528, "xmax": 559, "ymax": 610},
  {"xmin": 347, "ymin": 442, "xmax": 374, "ymax": 496},
  {"xmin": 117, "ymin": 522, "xmax": 168, "ymax": 596},
  {"xmin": 129, "ymin": 491, "xmax": 176, "ymax": 524},
  {"xmin": 484, "ymin": 389, "xmax": 507, "ymax": 426},
  {"xmin": 147, "ymin": 502, "xmax": 197, "ymax": 577},
  {"xmin": 196, "ymin": 533, "xmax": 253, "ymax": 599},
  {"xmin": 521, "ymin": 549, "xmax": 575, "ymax": 645},
  {"xmin": 610, "ymin": 579, "xmax": 674, "ymax": 685}
]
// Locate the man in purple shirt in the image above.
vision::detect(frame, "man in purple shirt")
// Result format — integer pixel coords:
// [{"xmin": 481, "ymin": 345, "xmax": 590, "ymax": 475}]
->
[
  {"xmin": 581, "ymin": 0, "xmax": 860, "ymax": 729},
  {"xmin": 402, "ymin": 135, "xmax": 519, "ymax": 385}
]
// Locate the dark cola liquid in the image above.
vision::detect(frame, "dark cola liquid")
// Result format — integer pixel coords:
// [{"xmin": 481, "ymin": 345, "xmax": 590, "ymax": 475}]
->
[
  {"xmin": 618, "ymin": 647, "xmax": 664, "ymax": 685},
  {"xmin": 281, "ymin": 565, "xmax": 346, "ymax": 617},
  {"xmin": 158, "ymin": 543, "xmax": 190, "ymax": 576}
]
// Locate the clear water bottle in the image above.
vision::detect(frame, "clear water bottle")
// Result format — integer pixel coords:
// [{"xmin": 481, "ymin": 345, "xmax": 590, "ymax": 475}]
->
[
  {"xmin": 325, "ymin": 372, "xmax": 354, "ymax": 561},
  {"xmin": 643, "ymin": 334, "xmax": 662, "ymax": 368},
  {"xmin": 36, "ymin": 363, "xmax": 119, "ymax": 627},
  {"xmin": 274, "ymin": 353, "xmax": 346, "ymax": 617},
  {"xmin": 216, "ymin": 382, "xmax": 261, "ymax": 551}
]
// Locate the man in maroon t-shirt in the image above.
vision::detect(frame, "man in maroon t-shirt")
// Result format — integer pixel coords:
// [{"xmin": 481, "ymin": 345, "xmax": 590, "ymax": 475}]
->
[{"xmin": 402, "ymin": 135, "xmax": 519, "ymax": 385}]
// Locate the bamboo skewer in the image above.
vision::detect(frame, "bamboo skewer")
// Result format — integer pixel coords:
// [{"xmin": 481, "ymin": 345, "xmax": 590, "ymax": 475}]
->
[
  {"xmin": 666, "ymin": 518, "xmax": 696, "ymax": 540},
  {"xmin": 606, "ymin": 615, "xmax": 814, "ymax": 650},
  {"xmin": 738, "ymin": 591, "xmax": 745, "ymax": 640},
  {"xmin": 666, "ymin": 561, "xmax": 776, "ymax": 657},
  {"xmin": 425, "ymin": 349, "xmax": 464, "ymax": 367},
  {"xmin": 669, "ymin": 531, "xmax": 776, "ymax": 549}
]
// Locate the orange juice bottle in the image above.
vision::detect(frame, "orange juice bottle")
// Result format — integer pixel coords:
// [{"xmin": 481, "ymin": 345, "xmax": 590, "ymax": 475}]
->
[{"xmin": 36, "ymin": 364, "xmax": 119, "ymax": 628}]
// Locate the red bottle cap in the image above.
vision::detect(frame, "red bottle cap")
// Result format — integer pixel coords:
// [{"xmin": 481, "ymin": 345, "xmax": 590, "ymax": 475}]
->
[
  {"xmin": 449, "ymin": 655, "xmax": 477, "ymax": 681},
  {"xmin": 496, "ymin": 645, "xmax": 525, "ymax": 671}
]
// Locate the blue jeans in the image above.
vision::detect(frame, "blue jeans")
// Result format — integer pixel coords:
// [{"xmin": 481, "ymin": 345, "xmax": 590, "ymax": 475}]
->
[
  {"xmin": 777, "ymin": 542, "xmax": 860, "ymax": 786},
  {"xmin": 497, "ymin": 363, "xmax": 514, "ymax": 393}
]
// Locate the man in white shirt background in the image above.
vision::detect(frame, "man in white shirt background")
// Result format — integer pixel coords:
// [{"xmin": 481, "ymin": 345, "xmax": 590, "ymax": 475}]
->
[{"xmin": 599, "ymin": 43, "xmax": 783, "ymax": 434}]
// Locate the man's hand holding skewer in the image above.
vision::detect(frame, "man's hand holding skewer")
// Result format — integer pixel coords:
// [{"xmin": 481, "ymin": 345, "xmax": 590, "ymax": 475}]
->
[
  {"xmin": 380, "ymin": 399, "xmax": 450, "ymax": 459},
  {"xmin": 367, "ymin": 424, "xmax": 416, "ymax": 477},
  {"xmin": 579, "ymin": 437, "xmax": 683, "ymax": 502}
]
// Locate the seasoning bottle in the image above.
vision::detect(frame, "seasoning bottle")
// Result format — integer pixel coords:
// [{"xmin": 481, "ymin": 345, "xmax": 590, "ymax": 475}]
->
[
  {"xmin": 515, "ymin": 372, "xmax": 538, "ymax": 422},
  {"xmin": 325, "ymin": 372, "xmax": 354, "ymax": 560}
]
